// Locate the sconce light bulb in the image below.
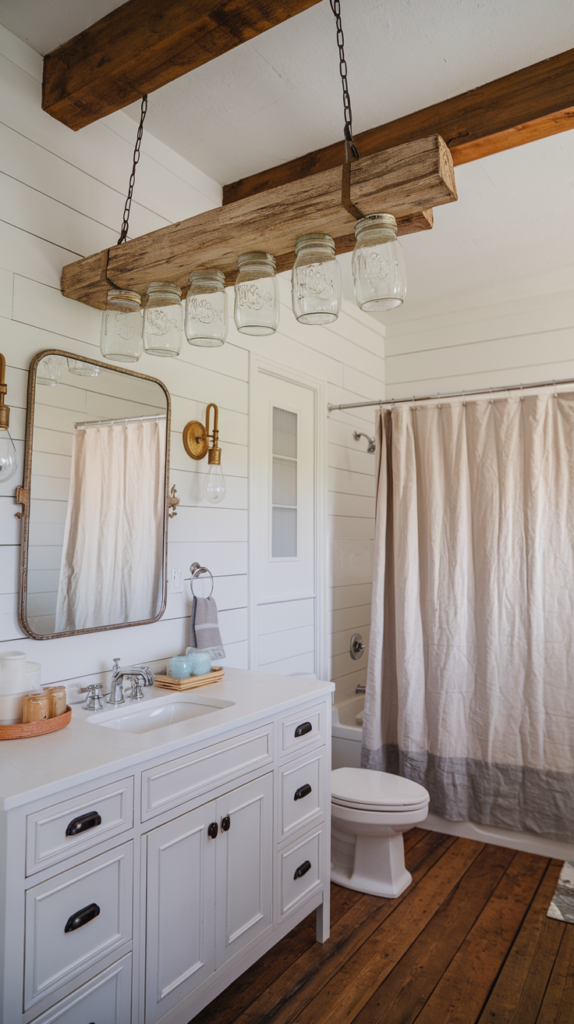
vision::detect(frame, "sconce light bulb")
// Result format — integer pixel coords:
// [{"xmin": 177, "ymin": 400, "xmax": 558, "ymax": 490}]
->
[
  {"xmin": 0, "ymin": 430, "xmax": 18, "ymax": 483},
  {"xmin": 203, "ymin": 461, "xmax": 226, "ymax": 504}
]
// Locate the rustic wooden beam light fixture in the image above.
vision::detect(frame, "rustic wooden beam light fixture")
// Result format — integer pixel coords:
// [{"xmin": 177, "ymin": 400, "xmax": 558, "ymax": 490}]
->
[
  {"xmin": 61, "ymin": 135, "xmax": 455, "ymax": 310},
  {"xmin": 42, "ymin": 0, "xmax": 324, "ymax": 131}
]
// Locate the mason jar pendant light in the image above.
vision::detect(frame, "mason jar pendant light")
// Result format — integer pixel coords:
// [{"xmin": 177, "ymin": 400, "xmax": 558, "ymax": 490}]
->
[
  {"xmin": 352, "ymin": 214, "xmax": 407, "ymax": 310},
  {"xmin": 234, "ymin": 252, "xmax": 279, "ymax": 336},
  {"xmin": 67, "ymin": 358, "xmax": 101, "ymax": 376},
  {"xmin": 185, "ymin": 269, "xmax": 228, "ymax": 347},
  {"xmin": 100, "ymin": 289, "xmax": 143, "ymax": 362},
  {"xmin": 292, "ymin": 234, "xmax": 341, "ymax": 324},
  {"xmin": 143, "ymin": 283, "xmax": 184, "ymax": 357}
]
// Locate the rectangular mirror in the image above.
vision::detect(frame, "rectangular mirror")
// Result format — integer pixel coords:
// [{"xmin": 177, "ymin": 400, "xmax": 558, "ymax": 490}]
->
[{"xmin": 18, "ymin": 351, "xmax": 170, "ymax": 639}]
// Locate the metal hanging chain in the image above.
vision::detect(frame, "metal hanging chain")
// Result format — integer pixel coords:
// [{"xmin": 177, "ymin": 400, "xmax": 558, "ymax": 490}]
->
[
  {"xmin": 117, "ymin": 94, "xmax": 148, "ymax": 245},
  {"xmin": 330, "ymin": 0, "xmax": 359, "ymax": 162}
]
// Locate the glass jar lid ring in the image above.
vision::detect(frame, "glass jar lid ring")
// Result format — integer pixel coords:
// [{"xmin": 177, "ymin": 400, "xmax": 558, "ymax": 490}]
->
[
  {"xmin": 188, "ymin": 268, "xmax": 225, "ymax": 284},
  {"xmin": 295, "ymin": 232, "xmax": 336, "ymax": 253},
  {"xmin": 354, "ymin": 213, "xmax": 397, "ymax": 234},
  {"xmin": 237, "ymin": 252, "xmax": 276, "ymax": 268}
]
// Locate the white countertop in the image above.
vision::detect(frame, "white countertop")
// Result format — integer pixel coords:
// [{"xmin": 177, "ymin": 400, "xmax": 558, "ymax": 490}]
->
[{"xmin": 0, "ymin": 669, "xmax": 334, "ymax": 810}]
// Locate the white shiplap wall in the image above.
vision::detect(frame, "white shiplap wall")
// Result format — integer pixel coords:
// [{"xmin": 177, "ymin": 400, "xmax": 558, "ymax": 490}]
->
[
  {"xmin": 385, "ymin": 290, "xmax": 574, "ymax": 401},
  {"xmin": 0, "ymin": 25, "xmax": 384, "ymax": 700}
]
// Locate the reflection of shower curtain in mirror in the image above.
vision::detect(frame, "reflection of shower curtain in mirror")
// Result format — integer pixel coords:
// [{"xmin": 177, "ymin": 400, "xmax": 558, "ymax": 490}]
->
[
  {"xmin": 55, "ymin": 419, "xmax": 166, "ymax": 632},
  {"xmin": 363, "ymin": 393, "xmax": 574, "ymax": 842}
]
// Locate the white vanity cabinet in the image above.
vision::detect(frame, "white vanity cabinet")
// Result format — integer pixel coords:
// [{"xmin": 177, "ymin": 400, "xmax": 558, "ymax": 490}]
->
[
  {"xmin": 0, "ymin": 676, "xmax": 333, "ymax": 1024},
  {"xmin": 145, "ymin": 774, "xmax": 273, "ymax": 1024}
]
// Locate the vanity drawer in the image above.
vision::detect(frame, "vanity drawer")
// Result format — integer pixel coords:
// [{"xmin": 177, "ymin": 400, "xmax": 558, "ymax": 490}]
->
[
  {"xmin": 278, "ymin": 748, "xmax": 325, "ymax": 841},
  {"xmin": 26, "ymin": 777, "xmax": 134, "ymax": 876},
  {"xmin": 278, "ymin": 826, "xmax": 324, "ymax": 921},
  {"xmin": 24, "ymin": 842, "xmax": 133, "ymax": 1012},
  {"xmin": 278, "ymin": 703, "xmax": 326, "ymax": 758},
  {"xmin": 141, "ymin": 724, "xmax": 273, "ymax": 821},
  {"xmin": 30, "ymin": 953, "xmax": 132, "ymax": 1023}
]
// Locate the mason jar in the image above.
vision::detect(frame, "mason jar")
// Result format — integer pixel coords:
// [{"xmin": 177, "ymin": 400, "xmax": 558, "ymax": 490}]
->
[
  {"xmin": 185, "ymin": 269, "xmax": 228, "ymax": 347},
  {"xmin": 67, "ymin": 358, "xmax": 100, "ymax": 377},
  {"xmin": 100, "ymin": 289, "xmax": 143, "ymax": 362},
  {"xmin": 292, "ymin": 233, "xmax": 341, "ymax": 325},
  {"xmin": 352, "ymin": 214, "xmax": 407, "ymax": 311},
  {"xmin": 143, "ymin": 283, "xmax": 183, "ymax": 357},
  {"xmin": 234, "ymin": 252, "xmax": 279, "ymax": 336}
]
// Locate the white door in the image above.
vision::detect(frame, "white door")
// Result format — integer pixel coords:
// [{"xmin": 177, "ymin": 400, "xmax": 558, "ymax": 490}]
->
[
  {"xmin": 145, "ymin": 801, "xmax": 216, "ymax": 1024},
  {"xmin": 215, "ymin": 774, "xmax": 273, "ymax": 968},
  {"xmin": 250, "ymin": 360, "xmax": 325, "ymax": 678}
]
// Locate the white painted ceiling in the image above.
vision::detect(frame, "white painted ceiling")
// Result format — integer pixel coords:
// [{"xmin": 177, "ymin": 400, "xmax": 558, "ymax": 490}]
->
[{"xmin": 1, "ymin": 0, "xmax": 573, "ymax": 320}]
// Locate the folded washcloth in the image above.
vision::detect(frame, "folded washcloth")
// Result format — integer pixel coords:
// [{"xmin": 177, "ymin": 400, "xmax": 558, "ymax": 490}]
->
[{"xmin": 188, "ymin": 596, "xmax": 225, "ymax": 660}]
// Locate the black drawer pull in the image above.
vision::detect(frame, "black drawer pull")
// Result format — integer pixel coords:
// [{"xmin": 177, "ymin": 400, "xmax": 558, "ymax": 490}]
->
[
  {"xmin": 294, "ymin": 721, "xmax": 312, "ymax": 738},
  {"xmin": 294, "ymin": 860, "xmax": 311, "ymax": 880},
  {"xmin": 64, "ymin": 903, "xmax": 100, "ymax": 933},
  {"xmin": 221, "ymin": 815, "xmax": 231, "ymax": 832},
  {"xmin": 208, "ymin": 822, "xmax": 219, "ymax": 839},
  {"xmin": 65, "ymin": 811, "xmax": 102, "ymax": 837},
  {"xmin": 294, "ymin": 784, "xmax": 312, "ymax": 801}
]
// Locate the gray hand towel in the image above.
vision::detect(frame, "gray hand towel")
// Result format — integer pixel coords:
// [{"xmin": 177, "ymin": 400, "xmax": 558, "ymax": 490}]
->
[{"xmin": 188, "ymin": 596, "xmax": 225, "ymax": 659}]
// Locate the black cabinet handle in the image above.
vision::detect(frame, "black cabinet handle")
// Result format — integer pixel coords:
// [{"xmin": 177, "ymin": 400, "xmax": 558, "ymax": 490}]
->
[
  {"xmin": 294, "ymin": 860, "xmax": 311, "ymax": 880},
  {"xmin": 65, "ymin": 811, "xmax": 102, "ymax": 837},
  {"xmin": 64, "ymin": 903, "xmax": 100, "ymax": 933},
  {"xmin": 208, "ymin": 822, "xmax": 218, "ymax": 839},
  {"xmin": 221, "ymin": 815, "xmax": 231, "ymax": 832},
  {"xmin": 294, "ymin": 784, "xmax": 312, "ymax": 801},
  {"xmin": 294, "ymin": 721, "xmax": 312, "ymax": 738}
]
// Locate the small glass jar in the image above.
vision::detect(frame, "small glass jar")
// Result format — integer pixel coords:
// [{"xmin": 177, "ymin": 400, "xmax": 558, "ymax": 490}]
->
[
  {"xmin": 185, "ymin": 270, "xmax": 228, "ymax": 347},
  {"xmin": 234, "ymin": 252, "xmax": 279, "ymax": 336},
  {"xmin": 167, "ymin": 655, "xmax": 192, "ymax": 680},
  {"xmin": 100, "ymin": 289, "xmax": 143, "ymax": 362},
  {"xmin": 44, "ymin": 685, "xmax": 67, "ymax": 717},
  {"xmin": 22, "ymin": 692, "xmax": 49, "ymax": 723},
  {"xmin": 292, "ymin": 233, "xmax": 341, "ymax": 325},
  {"xmin": 143, "ymin": 283, "xmax": 183, "ymax": 357},
  {"xmin": 67, "ymin": 358, "xmax": 100, "ymax": 377},
  {"xmin": 352, "ymin": 214, "xmax": 407, "ymax": 311}
]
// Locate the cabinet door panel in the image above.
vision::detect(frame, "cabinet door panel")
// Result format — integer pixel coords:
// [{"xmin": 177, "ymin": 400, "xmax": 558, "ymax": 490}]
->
[
  {"xmin": 145, "ymin": 802, "xmax": 216, "ymax": 1024},
  {"xmin": 216, "ymin": 774, "xmax": 273, "ymax": 968}
]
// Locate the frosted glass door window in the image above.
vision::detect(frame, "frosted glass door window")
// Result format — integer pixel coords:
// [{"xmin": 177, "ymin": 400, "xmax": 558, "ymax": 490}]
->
[{"xmin": 272, "ymin": 408, "xmax": 297, "ymax": 558}]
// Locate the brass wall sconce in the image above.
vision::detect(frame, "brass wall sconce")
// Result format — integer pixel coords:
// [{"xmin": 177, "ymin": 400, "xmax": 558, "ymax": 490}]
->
[
  {"xmin": 182, "ymin": 403, "xmax": 226, "ymax": 504},
  {"xmin": 0, "ymin": 353, "xmax": 18, "ymax": 483}
]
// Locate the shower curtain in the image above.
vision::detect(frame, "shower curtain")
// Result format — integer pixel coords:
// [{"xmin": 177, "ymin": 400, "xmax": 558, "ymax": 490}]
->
[
  {"xmin": 55, "ymin": 418, "xmax": 166, "ymax": 632},
  {"xmin": 362, "ymin": 391, "xmax": 574, "ymax": 842}
]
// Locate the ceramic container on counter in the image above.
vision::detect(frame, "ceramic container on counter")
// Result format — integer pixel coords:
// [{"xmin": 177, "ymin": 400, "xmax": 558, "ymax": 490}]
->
[
  {"xmin": 189, "ymin": 651, "xmax": 212, "ymax": 676},
  {"xmin": 167, "ymin": 655, "xmax": 193, "ymax": 679}
]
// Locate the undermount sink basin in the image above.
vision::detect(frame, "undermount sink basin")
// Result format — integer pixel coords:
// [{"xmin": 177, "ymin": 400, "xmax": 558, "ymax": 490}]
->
[{"xmin": 89, "ymin": 697, "xmax": 235, "ymax": 734}]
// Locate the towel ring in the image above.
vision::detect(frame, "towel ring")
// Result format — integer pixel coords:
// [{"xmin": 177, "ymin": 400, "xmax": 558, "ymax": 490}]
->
[{"xmin": 190, "ymin": 562, "xmax": 214, "ymax": 599}]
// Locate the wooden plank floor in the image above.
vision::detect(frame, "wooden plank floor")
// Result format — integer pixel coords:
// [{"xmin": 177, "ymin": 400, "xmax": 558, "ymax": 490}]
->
[{"xmin": 192, "ymin": 829, "xmax": 572, "ymax": 1024}]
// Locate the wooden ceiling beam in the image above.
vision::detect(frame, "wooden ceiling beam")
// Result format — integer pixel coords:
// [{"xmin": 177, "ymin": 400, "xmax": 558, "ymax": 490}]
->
[
  {"xmin": 61, "ymin": 136, "xmax": 452, "ymax": 310},
  {"xmin": 223, "ymin": 47, "xmax": 574, "ymax": 204},
  {"xmin": 42, "ymin": 0, "xmax": 323, "ymax": 131}
]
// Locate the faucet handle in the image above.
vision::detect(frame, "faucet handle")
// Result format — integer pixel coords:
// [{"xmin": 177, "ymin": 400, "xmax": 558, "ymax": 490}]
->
[{"xmin": 79, "ymin": 681, "xmax": 107, "ymax": 711}]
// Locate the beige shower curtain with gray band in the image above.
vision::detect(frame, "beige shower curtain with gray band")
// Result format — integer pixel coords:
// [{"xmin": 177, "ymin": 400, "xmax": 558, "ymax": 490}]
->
[
  {"xmin": 55, "ymin": 418, "xmax": 166, "ymax": 632},
  {"xmin": 362, "ymin": 391, "xmax": 574, "ymax": 842}
]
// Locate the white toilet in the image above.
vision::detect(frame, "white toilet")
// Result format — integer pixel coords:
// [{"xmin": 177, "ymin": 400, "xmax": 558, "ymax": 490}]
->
[{"xmin": 331, "ymin": 767, "xmax": 430, "ymax": 898}]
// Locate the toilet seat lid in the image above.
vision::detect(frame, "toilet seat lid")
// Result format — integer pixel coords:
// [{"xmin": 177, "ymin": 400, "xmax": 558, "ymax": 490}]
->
[{"xmin": 331, "ymin": 767, "xmax": 429, "ymax": 810}]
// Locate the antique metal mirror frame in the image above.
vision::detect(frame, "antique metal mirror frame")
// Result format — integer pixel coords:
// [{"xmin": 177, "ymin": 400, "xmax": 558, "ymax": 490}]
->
[{"xmin": 16, "ymin": 349, "xmax": 171, "ymax": 640}]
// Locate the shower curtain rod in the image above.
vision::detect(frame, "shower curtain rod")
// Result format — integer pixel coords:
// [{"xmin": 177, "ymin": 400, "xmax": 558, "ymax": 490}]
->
[
  {"xmin": 74, "ymin": 413, "xmax": 166, "ymax": 429},
  {"xmin": 327, "ymin": 375, "xmax": 574, "ymax": 411}
]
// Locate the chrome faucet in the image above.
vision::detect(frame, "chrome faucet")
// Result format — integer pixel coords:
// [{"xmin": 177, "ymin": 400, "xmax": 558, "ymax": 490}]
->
[{"xmin": 108, "ymin": 659, "xmax": 155, "ymax": 704}]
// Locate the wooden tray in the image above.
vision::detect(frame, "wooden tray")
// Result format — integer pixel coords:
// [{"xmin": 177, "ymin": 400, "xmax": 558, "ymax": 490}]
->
[
  {"xmin": 154, "ymin": 667, "xmax": 224, "ymax": 691},
  {"xmin": 0, "ymin": 706, "xmax": 72, "ymax": 740}
]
